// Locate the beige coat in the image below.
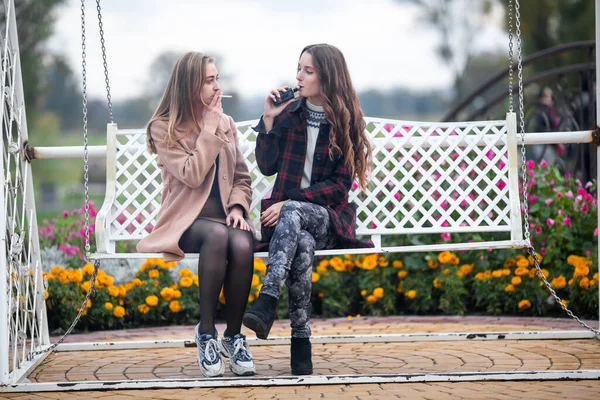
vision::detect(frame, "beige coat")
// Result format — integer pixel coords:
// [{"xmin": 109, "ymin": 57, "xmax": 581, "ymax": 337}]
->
[{"xmin": 136, "ymin": 114, "xmax": 252, "ymax": 261}]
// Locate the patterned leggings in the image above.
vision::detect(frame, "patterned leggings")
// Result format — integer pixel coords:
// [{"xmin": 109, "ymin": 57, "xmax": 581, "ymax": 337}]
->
[{"xmin": 261, "ymin": 201, "xmax": 337, "ymax": 338}]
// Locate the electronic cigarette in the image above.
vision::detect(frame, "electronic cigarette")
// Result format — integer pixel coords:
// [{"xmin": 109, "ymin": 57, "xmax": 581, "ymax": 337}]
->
[{"xmin": 272, "ymin": 87, "xmax": 299, "ymax": 106}]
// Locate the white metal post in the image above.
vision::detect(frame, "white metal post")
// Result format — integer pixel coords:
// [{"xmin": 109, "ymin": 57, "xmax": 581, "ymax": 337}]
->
[
  {"xmin": 0, "ymin": 0, "xmax": 12, "ymax": 385},
  {"xmin": 0, "ymin": 75, "xmax": 8, "ymax": 385},
  {"xmin": 588, "ymin": 0, "xmax": 600, "ymax": 329}
]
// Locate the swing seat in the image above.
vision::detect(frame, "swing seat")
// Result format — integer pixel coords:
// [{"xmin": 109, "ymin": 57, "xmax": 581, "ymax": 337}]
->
[{"xmin": 91, "ymin": 112, "xmax": 528, "ymax": 261}]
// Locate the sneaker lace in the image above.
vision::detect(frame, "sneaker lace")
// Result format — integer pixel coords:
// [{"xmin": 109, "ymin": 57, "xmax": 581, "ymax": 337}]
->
[
  {"xmin": 203, "ymin": 339, "xmax": 221, "ymax": 364},
  {"xmin": 232, "ymin": 336, "xmax": 253, "ymax": 362}
]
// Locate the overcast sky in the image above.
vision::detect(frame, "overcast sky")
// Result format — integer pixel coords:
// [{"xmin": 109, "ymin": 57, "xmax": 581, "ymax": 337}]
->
[{"xmin": 47, "ymin": 0, "xmax": 507, "ymax": 102}]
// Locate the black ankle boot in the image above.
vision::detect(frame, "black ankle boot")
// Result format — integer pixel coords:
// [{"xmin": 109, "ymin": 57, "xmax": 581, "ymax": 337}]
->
[
  {"xmin": 290, "ymin": 337, "xmax": 313, "ymax": 375},
  {"xmin": 243, "ymin": 293, "xmax": 278, "ymax": 339}
]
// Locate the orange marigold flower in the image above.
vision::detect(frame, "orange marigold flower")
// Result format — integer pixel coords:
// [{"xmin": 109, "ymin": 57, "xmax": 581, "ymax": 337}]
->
[{"xmin": 518, "ymin": 299, "xmax": 531, "ymax": 310}]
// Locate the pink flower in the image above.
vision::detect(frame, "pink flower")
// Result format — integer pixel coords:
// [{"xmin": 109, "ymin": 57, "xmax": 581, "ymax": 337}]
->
[
  {"xmin": 546, "ymin": 218, "xmax": 555, "ymax": 227},
  {"xmin": 499, "ymin": 161, "xmax": 506, "ymax": 170},
  {"xmin": 527, "ymin": 194, "xmax": 536, "ymax": 203},
  {"xmin": 558, "ymin": 209, "xmax": 563, "ymax": 215},
  {"xmin": 394, "ymin": 192, "xmax": 400, "ymax": 201},
  {"xmin": 441, "ymin": 233, "xmax": 451, "ymax": 241},
  {"xmin": 586, "ymin": 250, "xmax": 591, "ymax": 257},
  {"xmin": 545, "ymin": 199, "xmax": 553, "ymax": 206},
  {"xmin": 486, "ymin": 150, "xmax": 494, "ymax": 160},
  {"xmin": 585, "ymin": 194, "xmax": 593, "ymax": 203},
  {"xmin": 565, "ymin": 172, "xmax": 571, "ymax": 178},
  {"xmin": 526, "ymin": 160, "xmax": 535, "ymax": 169},
  {"xmin": 540, "ymin": 247, "xmax": 546, "ymax": 255},
  {"xmin": 62, "ymin": 211, "xmax": 69, "ymax": 218},
  {"xmin": 540, "ymin": 159, "xmax": 548, "ymax": 167},
  {"xmin": 535, "ymin": 227, "xmax": 543, "ymax": 234},
  {"xmin": 595, "ymin": 227, "xmax": 598, "ymax": 237},
  {"xmin": 564, "ymin": 217, "xmax": 571, "ymax": 226},
  {"xmin": 497, "ymin": 181, "xmax": 507, "ymax": 190},
  {"xmin": 565, "ymin": 191, "xmax": 573, "ymax": 199},
  {"xmin": 577, "ymin": 188, "xmax": 587, "ymax": 196},
  {"xmin": 556, "ymin": 192, "xmax": 563, "ymax": 198},
  {"xmin": 581, "ymin": 203, "xmax": 589, "ymax": 213},
  {"xmin": 585, "ymin": 181, "xmax": 593, "ymax": 188},
  {"xmin": 371, "ymin": 222, "xmax": 377, "ymax": 229},
  {"xmin": 352, "ymin": 182, "xmax": 359, "ymax": 190}
]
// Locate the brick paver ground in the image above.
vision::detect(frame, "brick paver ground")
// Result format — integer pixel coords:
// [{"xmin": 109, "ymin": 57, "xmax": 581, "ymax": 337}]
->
[{"xmin": 1, "ymin": 316, "xmax": 599, "ymax": 399}]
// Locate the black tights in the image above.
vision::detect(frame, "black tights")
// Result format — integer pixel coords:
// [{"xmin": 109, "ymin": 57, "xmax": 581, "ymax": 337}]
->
[{"xmin": 178, "ymin": 218, "xmax": 254, "ymax": 337}]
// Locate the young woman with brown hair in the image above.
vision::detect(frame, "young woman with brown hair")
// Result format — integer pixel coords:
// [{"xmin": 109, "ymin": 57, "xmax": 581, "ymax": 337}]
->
[{"xmin": 243, "ymin": 43, "xmax": 373, "ymax": 375}]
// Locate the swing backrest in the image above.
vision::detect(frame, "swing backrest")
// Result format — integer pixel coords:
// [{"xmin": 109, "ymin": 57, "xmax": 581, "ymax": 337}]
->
[{"xmin": 93, "ymin": 114, "xmax": 526, "ymax": 259}]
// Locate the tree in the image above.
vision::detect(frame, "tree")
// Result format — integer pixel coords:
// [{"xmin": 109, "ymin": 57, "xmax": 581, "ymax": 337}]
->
[
  {"xmin": 393, "ymin": 0, "xmax": 498, "ymax": 99},
  {"xmin": 502, "ymin": 0, "xmax": 594, "ymax": 54},
  {"xmin": 395, "ymin": 0, "xmax": 595, "ymax": 101},
  {"xmin": 1, "ymin": 0, "xmax": 67, "ymax": 121},
  {"xmin": 40, "ymin": 54, "xmax": 81, "ymax": 131}
]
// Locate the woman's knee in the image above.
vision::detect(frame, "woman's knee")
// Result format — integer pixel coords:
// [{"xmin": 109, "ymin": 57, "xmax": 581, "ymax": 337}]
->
[
  {"xmin": 280, "ymin": 200, "xmax": 303, "ymax": 221},
  {"xmin": 203, "ymin": 223, "xmax": 229, "ymax": 251},
  {"xmin": 228, "ymin": 229, "xmax": 254, "ymax": 255}
]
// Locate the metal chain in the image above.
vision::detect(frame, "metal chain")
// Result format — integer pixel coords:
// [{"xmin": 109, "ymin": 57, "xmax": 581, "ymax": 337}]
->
[
  {"xmin": 28, "ymin": 0, "xmax": 103, "ymax": 359},
  {"xmin": 507, "ymin": 0, "xmax": 514, "ymax": 113},
  {"xmin": 96, "ymin": 0, "xmax": 113, "ymax": 122},
  {"xmin": 27, "ymin": 262, "xmax": 101, "ymax": 358},
  {"xmin": 514, "ymin": 0, "xmax": 599, "ymax": 337}
]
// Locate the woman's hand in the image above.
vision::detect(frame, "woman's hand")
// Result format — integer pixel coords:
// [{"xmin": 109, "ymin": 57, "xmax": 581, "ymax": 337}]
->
[
  {"xmin": 260, "ymin": 200, "xmax": 289, "ymax": 227},
  {"xmin": 203, "ymin": 90, "xmax": 223, "ymax": 131},
  {"xmin": 227, "ymin": 205, "xmax": 251, "ymax": 231},
  {"xmin": 263, "ymin": 86, "xmax": 295, "ymax": 132}
]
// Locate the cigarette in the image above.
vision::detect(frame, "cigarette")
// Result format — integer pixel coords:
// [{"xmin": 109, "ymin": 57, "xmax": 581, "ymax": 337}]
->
[{"xmin": 220, "ymin": 95, "xmax": 233, "ymax": 98}]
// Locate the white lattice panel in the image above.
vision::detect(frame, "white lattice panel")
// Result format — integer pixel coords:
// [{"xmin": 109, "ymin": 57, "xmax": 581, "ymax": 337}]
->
[
  {"xmin": 101, "ymin": 117, "xmax": 518, "ymax": 248},
  {"xmin": 356, "ymin": 118, "xmax": 512, "ymax": 235},
  {"xmin": 1, "ymin": 0, "xmax": 50, "ymax": 385}
]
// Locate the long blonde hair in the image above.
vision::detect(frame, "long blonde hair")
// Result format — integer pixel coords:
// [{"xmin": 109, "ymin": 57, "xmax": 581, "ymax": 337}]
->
[
  {"xmin": 301, "ymin": 44, "xmax": 372, "ymax": 189},
  {"xmin": 147, "ymin": 52, "xmax": 213, "ymax": 154}
]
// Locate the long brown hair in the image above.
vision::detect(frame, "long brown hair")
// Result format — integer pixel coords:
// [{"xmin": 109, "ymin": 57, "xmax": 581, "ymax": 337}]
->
[
  {"xmin": 301, "ymin": 44, "xmax": 372, "ymax": 189},
  {"xmin": 146, "ymin": 52, "xmax": 213, "ymax": 154}
]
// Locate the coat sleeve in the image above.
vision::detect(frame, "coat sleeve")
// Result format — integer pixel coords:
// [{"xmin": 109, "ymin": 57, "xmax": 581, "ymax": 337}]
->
[
  {"xmin": 285, "ymin": 156, "xmax": 352, "ymax": 207},
  {"xmin": 226, "ymin": 117, "xmax": 253, "ymax": 217},
  {"xmin": 149, "ymin": 120, "xmax": 227, "ymax": 188},
  {"xmin": 253, "ymin": 116, "xmax": 281, "ymax": 176}
]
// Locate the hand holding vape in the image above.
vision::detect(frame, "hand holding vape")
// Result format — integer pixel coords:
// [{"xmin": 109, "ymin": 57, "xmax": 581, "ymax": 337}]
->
[{"xmin": 272, "ymin": 87, "xmax": 299, "ymax": 106}]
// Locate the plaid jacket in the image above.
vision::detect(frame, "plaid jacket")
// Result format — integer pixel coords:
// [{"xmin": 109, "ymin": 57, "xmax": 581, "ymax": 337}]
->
[{"xmin": 253, "ymin": 98, "xmax": 374, "ymax": 252}]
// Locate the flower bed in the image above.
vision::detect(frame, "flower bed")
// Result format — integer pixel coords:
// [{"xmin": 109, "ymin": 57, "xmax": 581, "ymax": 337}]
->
[{"xmin": 41, "ymin": 161, "xmax": 598, "ymax": 332}]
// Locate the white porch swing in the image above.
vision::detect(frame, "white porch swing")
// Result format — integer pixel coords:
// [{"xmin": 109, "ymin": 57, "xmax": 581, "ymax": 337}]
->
[{"xmin": 1, "ymin": 0, "xmax": 599, "ymax": 392}]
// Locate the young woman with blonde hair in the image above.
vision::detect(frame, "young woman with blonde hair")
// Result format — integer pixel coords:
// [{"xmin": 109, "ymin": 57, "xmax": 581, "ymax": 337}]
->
[{"xmin": 138, "ymin": 52, "xmax": 255, "ymax": 378}]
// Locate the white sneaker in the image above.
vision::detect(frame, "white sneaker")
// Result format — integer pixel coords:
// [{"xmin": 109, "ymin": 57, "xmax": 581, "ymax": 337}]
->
[
  {"xmin": 194, "ymin": 324, "xmax": 225, "ymax": 377},
  {"xmin": 220, "ymin": 333, "xmax": 256, "ymax": 376}
]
